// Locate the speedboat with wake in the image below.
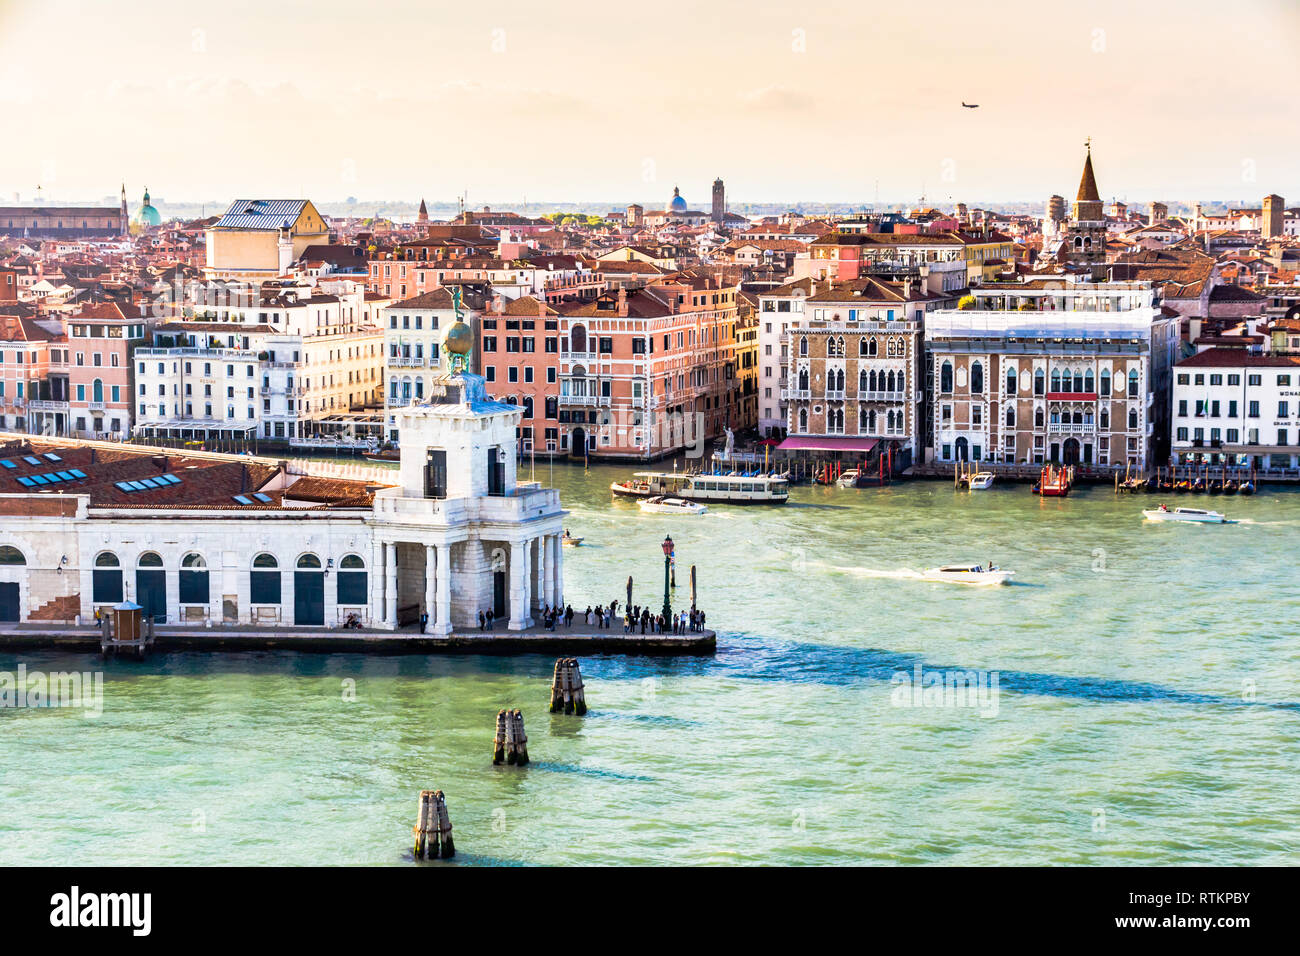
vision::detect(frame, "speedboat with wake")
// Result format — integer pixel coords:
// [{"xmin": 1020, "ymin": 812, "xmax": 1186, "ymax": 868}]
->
[
  {"xmin": 920, "ymin": 564, "xmax": 1014, "ymax": 586},
  {"xmin": 1141, "ymin": 506, "xmax": 1227, "ymax": 524},
  {"xmin": 638, "ymin": 496, "xmax": 707, "ymax": 516}
]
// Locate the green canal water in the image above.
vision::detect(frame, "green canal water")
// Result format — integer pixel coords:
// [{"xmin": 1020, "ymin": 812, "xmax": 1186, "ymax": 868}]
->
[{"xmin": 3, "ymin": 462, "xmax": 1299, "ymax": 865}]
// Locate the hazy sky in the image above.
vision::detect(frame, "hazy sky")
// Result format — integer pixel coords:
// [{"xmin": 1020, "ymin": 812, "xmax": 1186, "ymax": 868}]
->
[{"xmin": 1, "ymin": 0, "xmax": 1297, "ymax": 208}]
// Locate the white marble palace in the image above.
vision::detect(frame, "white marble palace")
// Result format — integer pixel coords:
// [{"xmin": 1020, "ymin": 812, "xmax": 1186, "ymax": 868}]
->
[{"xmin": 0, "ymin": 314, "xmax": 566, "ymax": 632}]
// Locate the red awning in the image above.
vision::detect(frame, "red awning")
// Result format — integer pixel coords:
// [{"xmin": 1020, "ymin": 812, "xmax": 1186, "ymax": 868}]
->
[
  {"xmin": 1046, "ymin": 392, "xmax": 1098, "ymax": 401},
  {"xmin": 776, "ymin": 436, "xmax": 879, "ymax": 453}
]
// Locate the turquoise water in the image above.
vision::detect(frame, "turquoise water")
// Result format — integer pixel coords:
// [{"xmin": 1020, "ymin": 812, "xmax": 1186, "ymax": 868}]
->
[{"xmin": 3, "ymin": 463, "xmax": 1299, "ymax": 865}]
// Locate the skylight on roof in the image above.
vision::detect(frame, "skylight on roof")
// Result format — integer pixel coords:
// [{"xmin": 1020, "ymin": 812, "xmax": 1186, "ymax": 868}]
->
[
  {"xmin": 0, "ymin": 460, "xmax": 16, "ymax": 469},
  {"xmin": 43, "ymin": 453, "xmax": 61, "ymax": 462},
  {"xmin": 252, "ymin": 493, "xmax": 272, "ymax": 503},
  {"xmin": 22, "ymin": 456, "xmax": 41, "ymax": 466},
  {"xmin": 232, "ymin": 495, "xmax": 253, "ymax": 505},
  {"xmin": 68, "ymin": 469, "xmax": 86, "ymax": 479},
  {"xmin": 16, "ymin": 476, "xmax": 34, "ymax": 487}
]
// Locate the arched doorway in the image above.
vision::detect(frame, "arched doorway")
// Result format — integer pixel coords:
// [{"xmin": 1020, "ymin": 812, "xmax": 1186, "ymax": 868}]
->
[
  {"xmin": 294, "ymin": 553, "xmax": 324, "ymax": 625},
  {"xmin": 954, "ymin": 437, "xmax": 969, "ymax": 461},
  {"xmin": 136, "ymin": 552, "xmax": 166, "ymax": 623},
  {"xmin": 570, "ymin": 426, "xmax": 587, "ymax": 460},
  {"xmin": 1063, "ymin": 438, "xmax": 1081, "ymax": 465},
  {"xmin": 490, "ymin": 547, "xmax": 507, "ymax": 620},
  {"xmin": 0, "ymin": 545, "xmax": 25, "ymax": 622}
]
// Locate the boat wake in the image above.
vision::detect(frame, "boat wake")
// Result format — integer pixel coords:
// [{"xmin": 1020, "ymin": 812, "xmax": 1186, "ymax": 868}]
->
[{"xmin": 831, "ymin": 565, "xmax": 925, "ymax": 581}]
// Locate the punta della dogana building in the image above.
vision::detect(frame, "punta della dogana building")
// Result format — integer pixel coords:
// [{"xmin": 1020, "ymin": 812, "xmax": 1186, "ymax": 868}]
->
[{"xmin": 0, "ymin": 316, "xmax": 565, "ymax": 632}]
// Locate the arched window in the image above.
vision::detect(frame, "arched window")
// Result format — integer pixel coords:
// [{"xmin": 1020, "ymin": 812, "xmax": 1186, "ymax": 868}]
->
[
  {"xmin": 93, "ymin": 552, "xmax": 122, "ymax": 604},
  {"xmin": 1072, "ymin": 410, "xmax": 1083, "ymax": 425},
  {"xmin": 859, "ymin": 339, "xmax": 870, "ymax": 357},
  {"xmin": 869, "ymin": 370, "xmax": 878, "ymax": 391},
  {"xmin": 1100, "ymin": 408, "xmax": 1110, "ymax": 429},
  {"xmin": 835, "ymin": 369, "xmax": 844, "ymax": 391},
  {"xmin": 798, "ymin": 368, "xmax": 809, "ymax": 391},
  {"xmin": 1035, "ymin": 407, "xmax": 1044, "ymax": 427},
  {"xmin": 137, "ymin": 552, "xmax": 163, "ymax": 567},
  {"xmin": 859, "ymin": 369, "xmax": 868, "ymax": 392},
  {"xmin": 1128, "ymin": 369, "xmax": 1139, "ymax": 397},
  {"xmin": 971, "ymin": 361, "xmax": 984, "ymax": 394},
  {"xmin": 92, "ymin": 379, "xmax": 104, "ymax": 403},
  {"xmin": 337, "ymin": 554, "xmax": 367, "ymax": 606},
  {"xmin": 1129, "ymin": 409, "xmax": 1138, "ymax": 429},
  {"xmin": 1073, "ymin": 370, "xmax": 1084, "ymax": 392},
  {"xmin": 251, "ymin": 553, "xmax": 281, "ymax": 605},
  {"xmin": 940, "ymin": 361, "xmax": 953, "ymax": 393},
  {"xmin": 297, "ymin": 554, "xmax": 322, "ymax": 569},
  {"xmin": 1084, "ymin": 369, "xmax": 1095, "ymax": 393},
  {"xmin": 0, "ymin": 546, "xmax": 25, "ymax": 565},
  {"xmin": 1034, "ymin": 369, "xmax": 1045, "ymax": 395},
  {"xmin": 868, "ymin": 409, "xmax": 877, "ymax": 431},
  {"xmin": 799, "ymin": 336, "xmax": 808, "ymax": 357},
  {"xmin": 179, "ymin": 553, "xmax": 209, "ymax": 605},
  {"xmin": 868, "ymin": 338, "xmax": 878, "ymax": 357},
  {"xmin": 798, "ymin": 408, "xmax": 808, "ymax": 430},
  {"xmin": 1100, "ymin": 370, "xmax": 1111, "ymax": 396},
  {"xmin": 1006, "ymin": 367, "xmax": 1017, "ymax": 396},
  {"xmin": 1051, "ymin": 369, "xmax": 1062, "ymax": 391},
  {"xmin": 570, "ymin": 324, "xmax": 587, "ymax": 353},
  {"xmin": 1005, "ymin": 406, "xmax": 1015, "ymax": 427}
]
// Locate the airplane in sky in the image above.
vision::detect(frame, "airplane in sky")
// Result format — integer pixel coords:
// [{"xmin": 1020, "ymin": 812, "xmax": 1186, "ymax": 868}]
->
[{"xmin": 961, "ymin": 101, "xmax": 979, "ymax": 109}]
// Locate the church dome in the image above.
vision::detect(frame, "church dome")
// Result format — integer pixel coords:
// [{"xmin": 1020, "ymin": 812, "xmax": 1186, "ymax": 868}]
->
[
  {"xmin": 136, "ymin": 187, "xmax": 162, "ymax": 227},
  {"xmin": 668, "ymin": 187, "xmax": 687, "ymax": 212}
]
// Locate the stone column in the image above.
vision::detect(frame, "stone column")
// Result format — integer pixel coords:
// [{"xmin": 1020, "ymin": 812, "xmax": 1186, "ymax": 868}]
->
[
  {"xmin": 434, "ymin": 542, "xmax": 452, "ymax": 635},
  {"xmin": 508, "ymin": 540, "xmax": 527, "ymax": 630},
  {"xmin": 424, "ymin": 544, "xmax": 436, "ymax": 632},
  {"xmin": 534, "ymin": 535, "xmax": 547, "ymax": 613},
  {"xmin": 552, "ymin": 533, "xmax": 564, "ymax": 610},
  {"xmin": 384, "ymin": 541, "xmax": 398, "ymax": 628}
]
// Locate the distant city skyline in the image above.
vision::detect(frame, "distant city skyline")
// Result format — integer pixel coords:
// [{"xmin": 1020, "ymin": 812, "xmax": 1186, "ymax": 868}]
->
[{"xmin": 1, "ymin": 0, "xmax": 1297, "ymax": 205}]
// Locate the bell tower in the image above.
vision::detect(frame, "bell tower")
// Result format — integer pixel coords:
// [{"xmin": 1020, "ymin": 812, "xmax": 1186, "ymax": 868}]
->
[{"xmin": 1062, "ymin": 140, "xmax": 1107, "ymax": 264}]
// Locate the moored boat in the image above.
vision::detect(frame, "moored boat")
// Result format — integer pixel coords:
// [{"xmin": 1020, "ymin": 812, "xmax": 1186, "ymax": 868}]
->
[
  {"xmin": 611, "ymin": 471, "xmax": 788, "ymax": 505},
  {"xmin": 1141, "ymin": 506, "xmax": 1227, "ymax": 524},
  {"xmin": 967, "ymin": 472, "xmax": 995, "ymax": 490},
  {"xmin": 920, "ymin": 564, "xmax": 1014, "ymax": 586},
  {"xmin": 638, "ymin": 496, "xmax": 707, "ymax": 516}
]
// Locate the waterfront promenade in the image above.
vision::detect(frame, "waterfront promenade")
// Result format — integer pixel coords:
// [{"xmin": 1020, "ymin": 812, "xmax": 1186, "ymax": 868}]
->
[{"xmin": 0, "ymin": 622, "xmax": 715, "ymax": 656}]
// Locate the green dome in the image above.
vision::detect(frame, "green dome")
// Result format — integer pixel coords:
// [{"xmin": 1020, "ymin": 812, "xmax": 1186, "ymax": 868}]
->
[{"xmin": 136, "ymin": 187, "xmax": 162, "ymax": 227}]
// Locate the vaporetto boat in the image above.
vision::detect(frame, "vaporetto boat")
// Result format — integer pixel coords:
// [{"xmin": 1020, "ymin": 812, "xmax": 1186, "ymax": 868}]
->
[
  {"xmin": 1142, "ymin": 506, "xmax": 1228, "ymax": 524},
  {"xmin": 611, "ymin": 471, "xmax": 789, "ymax": 505}
]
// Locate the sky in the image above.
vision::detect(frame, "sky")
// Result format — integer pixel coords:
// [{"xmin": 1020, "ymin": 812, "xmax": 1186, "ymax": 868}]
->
[{"xmin": 1, "ymin": 0, "xmax": 1297, "ymax": 209}]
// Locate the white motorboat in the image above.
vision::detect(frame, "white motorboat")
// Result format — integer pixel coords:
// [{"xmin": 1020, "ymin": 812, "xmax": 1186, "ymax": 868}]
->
[
  {"xmin": 836, "ymin": 469, "xmax": 861, "ymax": 488},
  {"xmin": 561, "ymin": 531, "xmax": 584, "ymax": 547},
  {"xmin": 638, "ymin": 495, "xmax": 707, "ymax": 516},
  {"xmin": 1142, "ymin": 506, "xmax": 1227, "ymax": 524},
  {"xmin": 967, "ymin": 472, "xmax": 995, "ymax": 490},
  {"xmin": 920, "ymin": 564, "xmax": 1015, "ymax": 586}
]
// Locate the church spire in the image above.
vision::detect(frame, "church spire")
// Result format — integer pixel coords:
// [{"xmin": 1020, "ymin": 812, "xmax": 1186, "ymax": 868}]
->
[{"xmin": 1076, "ymin": 139, "xmax": 1101, "ymax": 203}]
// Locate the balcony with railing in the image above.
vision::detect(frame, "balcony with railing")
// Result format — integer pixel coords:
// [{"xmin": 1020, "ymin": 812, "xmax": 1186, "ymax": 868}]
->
[
  {"xmin": 781, "ymin": 388, "xmax": 810, "ymax": 400},
  {"xmin": 1046, "ymin": 421, "xmax": 1096, "ymax": 435}
]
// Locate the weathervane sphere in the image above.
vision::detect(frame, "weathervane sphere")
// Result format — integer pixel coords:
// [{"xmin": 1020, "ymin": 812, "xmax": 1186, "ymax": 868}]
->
[{"xmin": 443, "ymin": 319, "xmax": 473, "ymax": 357}]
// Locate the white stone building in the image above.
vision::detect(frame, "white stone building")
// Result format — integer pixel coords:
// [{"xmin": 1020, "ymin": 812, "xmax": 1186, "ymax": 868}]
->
[
  {"xmin": 0, "ymin": 319, "xmax": 565, "ymax": 631},
  {"xmin": 1171, "ymin": 348, "xmax": 1300, "ymax": 472}
]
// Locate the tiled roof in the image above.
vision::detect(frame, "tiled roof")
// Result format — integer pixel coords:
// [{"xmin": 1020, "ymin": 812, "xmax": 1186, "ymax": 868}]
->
[
  {"xmin": 1175, "ymin": 348, "xmax": 1300, "ymax": 369},
  {"xmin": 213, "ymin": 199, "xmax": 312, "ymax": 231}
]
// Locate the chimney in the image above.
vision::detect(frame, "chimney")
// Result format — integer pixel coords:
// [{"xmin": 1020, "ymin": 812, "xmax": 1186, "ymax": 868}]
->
[
  {"xmin": 903, "ymin": 276, "xmax": 913, "ymax": 299},
  {"xmin": 617, "ymin": 286, "xmax": 628, "ymax": 317},
  {"xmin": 537, "ymin": 297, "xmax": 547, "ymax": 319},
  {"xmin": 493, "ymin": 294, "xmax": 504, "ymax": 315}
]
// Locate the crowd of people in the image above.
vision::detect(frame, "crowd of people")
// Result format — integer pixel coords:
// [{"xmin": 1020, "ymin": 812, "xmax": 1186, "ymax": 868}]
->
[{"xmin": 472, "ymin": 600, "xmax": 707, "ymax": 635}]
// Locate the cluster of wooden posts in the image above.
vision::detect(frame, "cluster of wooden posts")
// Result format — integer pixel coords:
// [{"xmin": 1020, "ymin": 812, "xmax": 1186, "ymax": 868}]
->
[
  {"xmin": 411, "ymin": 657, "xmax": 588, "ymax": 862},
  {"xmin": 412, "ymin": 790, "xmax": 455, "ymax": 860},
  {"xmin": 492, "ymin": 709, "xmax": 529, "ymax": 765},
  {"xmin": 549, "ymin": 657, "xmax": 587, "ymax": 715}
]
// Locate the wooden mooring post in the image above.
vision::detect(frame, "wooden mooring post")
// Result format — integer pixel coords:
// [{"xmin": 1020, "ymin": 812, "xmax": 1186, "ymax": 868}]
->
[
  {"xmin": 549, "ymin": 657, "xmax": 587, "ymax": 715},
  {"xmin": 493, "ymin": 708, "xmax": 529, "ymax": 765},
  {"xmin": 412, "ymin": 789, "xmax": 455, "ymax": 860}
]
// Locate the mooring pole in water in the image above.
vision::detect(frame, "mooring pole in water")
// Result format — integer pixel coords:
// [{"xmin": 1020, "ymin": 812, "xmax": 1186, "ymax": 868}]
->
[
  {"xmin": 550, "ymin": 658, "xmax": 587, "ymax": 716},
  {"xmin": 412, "ymin": 789, "xmax": 455, "ymax": 860},
  {"xmin": 493, "ymin": 709, "xmax": 508, "ymax": 764},
  {"xmin": 505, "ymin": 709, "xmax": 529, "ymax": 765}
]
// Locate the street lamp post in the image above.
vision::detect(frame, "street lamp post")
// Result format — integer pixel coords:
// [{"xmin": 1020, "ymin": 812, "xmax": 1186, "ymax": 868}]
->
[{"xmin": 661, "ymin": 534, "xmax": 673, "ymax": 623}]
